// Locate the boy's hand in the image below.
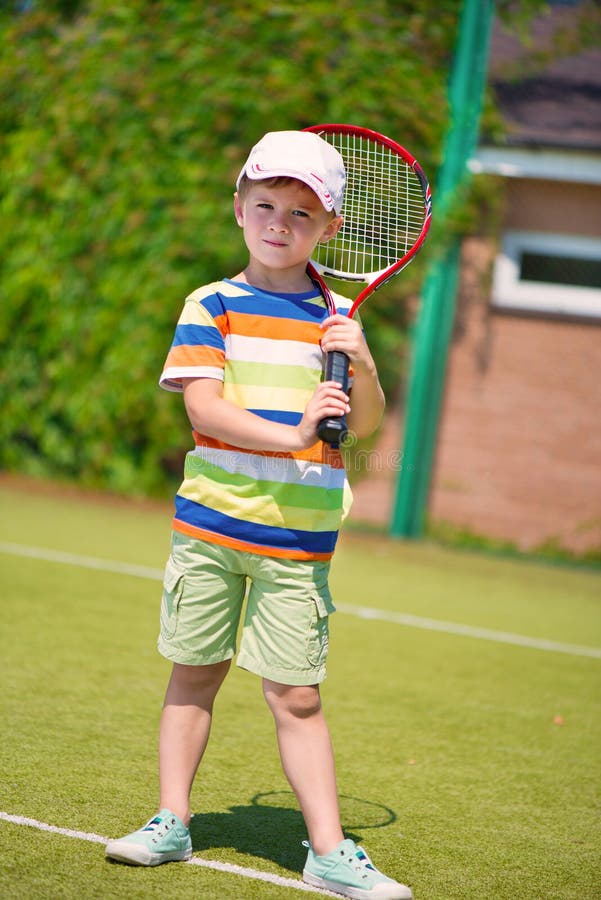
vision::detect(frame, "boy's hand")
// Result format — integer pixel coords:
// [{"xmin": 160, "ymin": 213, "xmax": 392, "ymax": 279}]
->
[
  {"xmin": 297, "ymin": 380, "xmax": 350, "ymax": 448},
  {"xmin": 319, "ymin": 313, "xmax": 385, "ymax": 441},
  {"xmin": 319, "ymin": 314, "xmax": 372, "ymax": 372}
]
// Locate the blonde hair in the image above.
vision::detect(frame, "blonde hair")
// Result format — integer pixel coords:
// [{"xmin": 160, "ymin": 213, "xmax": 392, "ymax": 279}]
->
[{"xmin": 237, "ymin": 173, "xmax": 299, "ymax": 200}]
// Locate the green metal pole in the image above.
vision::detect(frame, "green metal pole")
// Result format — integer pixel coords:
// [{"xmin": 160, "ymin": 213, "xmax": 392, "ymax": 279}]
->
[{"xmin": 390, "ymin": 0, "xmax": 495, "ymax": 538}]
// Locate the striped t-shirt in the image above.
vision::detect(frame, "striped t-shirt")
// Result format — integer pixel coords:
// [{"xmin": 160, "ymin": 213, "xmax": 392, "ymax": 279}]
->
[{"xmin": 160, "ymin": 278, "xmax": 353, "ymax": 561}]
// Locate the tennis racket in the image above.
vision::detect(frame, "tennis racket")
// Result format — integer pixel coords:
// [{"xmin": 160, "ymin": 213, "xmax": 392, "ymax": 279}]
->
[{"xmin": 303, "ymin": 124, "xmax": 432, "ymax": 445}]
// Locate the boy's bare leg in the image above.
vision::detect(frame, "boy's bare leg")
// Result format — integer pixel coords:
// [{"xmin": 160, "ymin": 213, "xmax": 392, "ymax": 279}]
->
[
  {"xmin": 159, "ymin": 660, "xmax": 231, "ymax": 825},
  {"xmin": 263, "ymin": 679, "xmax": 344, "ymax": 856}
]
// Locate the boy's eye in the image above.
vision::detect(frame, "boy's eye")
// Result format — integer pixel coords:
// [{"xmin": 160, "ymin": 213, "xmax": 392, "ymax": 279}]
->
[{"xmin": 292, "ymin": 209, "xmax": 310, "ymax": 218}]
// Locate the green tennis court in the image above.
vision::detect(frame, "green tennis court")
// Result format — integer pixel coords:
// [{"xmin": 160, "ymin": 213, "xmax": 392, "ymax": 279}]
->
[{"xmin": 1, "ymin": 479, "xmax": 599, "ymax": 899}]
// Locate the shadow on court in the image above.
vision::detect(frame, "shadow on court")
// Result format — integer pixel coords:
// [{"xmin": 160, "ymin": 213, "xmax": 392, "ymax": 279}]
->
[{"xmin": 189, "ymin": 791, "xmax": 396, "ymax": 871}]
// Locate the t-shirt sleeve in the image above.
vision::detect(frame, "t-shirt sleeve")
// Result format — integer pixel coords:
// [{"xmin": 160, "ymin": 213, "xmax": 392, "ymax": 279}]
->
[{"xmin": 159, "ymin": 294, "xmax": 227, "ymax": 392}]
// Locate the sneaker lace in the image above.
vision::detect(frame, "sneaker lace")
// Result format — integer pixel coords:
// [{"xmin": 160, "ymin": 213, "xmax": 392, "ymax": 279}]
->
[
  {"xmin": 341, "ymin": 844, "xmax": 377, "ymax": 879},
  {"xmin": 143, "ymin": 815, "xmax": 177, "ymax": 844}
]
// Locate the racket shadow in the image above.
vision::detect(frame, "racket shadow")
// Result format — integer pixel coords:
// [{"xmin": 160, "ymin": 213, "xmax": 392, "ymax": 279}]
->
[{"xmin": 188, "ymin": 791, "xmax": 396, "ymax": 871}]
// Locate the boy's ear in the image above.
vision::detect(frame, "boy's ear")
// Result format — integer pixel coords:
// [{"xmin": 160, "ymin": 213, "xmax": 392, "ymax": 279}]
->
[
  {"xmin": 320, "ymin": 215, "xmax": 344, "ymax": 243},
  {"xmin": 233, "ymin": 192, "xmax": 244, "ymax": 227}
]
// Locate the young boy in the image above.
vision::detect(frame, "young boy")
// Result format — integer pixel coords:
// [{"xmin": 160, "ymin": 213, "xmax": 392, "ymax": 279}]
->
[{"xmin": 105, "ymin": 130, "xmax": 412, "ymax": 900}]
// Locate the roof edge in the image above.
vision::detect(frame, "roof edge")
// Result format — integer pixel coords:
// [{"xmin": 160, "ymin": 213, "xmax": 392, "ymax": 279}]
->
[{"xmin": 469, "ymin": 146, "xmax": 601, "ymax": 184}]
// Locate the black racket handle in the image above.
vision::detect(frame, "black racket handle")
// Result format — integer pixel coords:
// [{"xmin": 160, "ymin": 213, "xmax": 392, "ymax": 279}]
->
[{"xmin": 317, "ymin": 350, "xmax": 350, "ymax": 445}]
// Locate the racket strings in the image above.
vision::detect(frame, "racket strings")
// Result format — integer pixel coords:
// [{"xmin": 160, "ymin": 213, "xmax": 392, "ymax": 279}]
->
[{"xmin": 314, "ymin": 133, "xmax": 426, "ymax": 281}]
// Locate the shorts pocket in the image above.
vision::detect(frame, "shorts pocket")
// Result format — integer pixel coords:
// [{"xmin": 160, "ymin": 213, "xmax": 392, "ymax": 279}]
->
[
  {"xmin": 306, "ymin": 587, "xmax": 335, "ymax": 667},
  {"xmin": 160, "ymin": 557, "xmax": 186, "ymax": 640}
]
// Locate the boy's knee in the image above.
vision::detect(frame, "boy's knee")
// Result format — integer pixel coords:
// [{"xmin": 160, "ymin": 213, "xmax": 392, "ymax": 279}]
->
[{"xmin": 263, "ymin": 680, "xmax": 322, "ymax": 720}]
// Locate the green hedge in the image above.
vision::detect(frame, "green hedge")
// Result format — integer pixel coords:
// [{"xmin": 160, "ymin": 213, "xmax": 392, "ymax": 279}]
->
[{"xmin": 0, "ymin": 0, "xmax": 502, "ymax": 494}]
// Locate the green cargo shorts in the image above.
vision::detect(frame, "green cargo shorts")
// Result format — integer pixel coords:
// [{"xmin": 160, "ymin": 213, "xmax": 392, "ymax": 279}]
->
[{"xmin": 158, "ymin": 532, "xmax": 336, "ymax": 685}]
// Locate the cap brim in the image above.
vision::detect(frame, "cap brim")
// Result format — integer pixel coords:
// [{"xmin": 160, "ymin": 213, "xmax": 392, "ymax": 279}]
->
[{"xmin": 238, "ymin": 165, "xmax": 338, "ymax": 213}]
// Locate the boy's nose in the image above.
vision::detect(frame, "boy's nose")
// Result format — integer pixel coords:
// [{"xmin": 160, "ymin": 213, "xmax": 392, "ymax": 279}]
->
[{"xmin": 268, "ymin": 215, "xmax": 288, "ymax": 233}]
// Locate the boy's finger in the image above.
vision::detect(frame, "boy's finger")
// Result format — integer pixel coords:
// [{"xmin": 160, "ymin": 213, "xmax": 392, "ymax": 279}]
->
[
  {"xmin": 320, "ymin": 314, "xmax": 349, "ymax": 329},
  {"xmin": 320, "ymin": 381, "xmax": 349, "ymax": 399}
]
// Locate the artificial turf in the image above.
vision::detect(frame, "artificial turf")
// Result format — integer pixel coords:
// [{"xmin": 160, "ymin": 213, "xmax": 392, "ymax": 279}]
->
[{"xmin": 1, "ymin": 478, "xmax": 600, "ymax": 899}]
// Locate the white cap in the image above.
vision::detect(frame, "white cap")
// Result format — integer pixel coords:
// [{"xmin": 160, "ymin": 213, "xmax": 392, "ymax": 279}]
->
[{"xmin": 236, "ymin": 131, "xmax": 346, "ymax": 214}]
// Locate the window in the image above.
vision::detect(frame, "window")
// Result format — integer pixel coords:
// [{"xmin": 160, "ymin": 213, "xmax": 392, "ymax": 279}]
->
[{"xmin": 492, "ymin": 231, "xmax": 601, "ymax": 318}]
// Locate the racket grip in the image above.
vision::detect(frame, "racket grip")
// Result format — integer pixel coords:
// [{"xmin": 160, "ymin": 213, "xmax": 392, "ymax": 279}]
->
[{"xmin": 317, "ymin": 351, "xmax": 350, "ymax": 445}]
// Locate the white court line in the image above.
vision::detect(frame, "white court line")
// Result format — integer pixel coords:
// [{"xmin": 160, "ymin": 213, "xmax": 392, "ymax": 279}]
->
[
  {"xmin": 1, "ymin": 540, "xmax": 600, "ymax": 660},
  {"xmin": 0, "ymin": 540, "xmax": 165, "ymax": 581},
  {"xmin": 334, "ymin": 604, "xmax": 601, "ymax": 659},
  {"xmin": 0, "ymin": 811, "xmax": 338, "ymax": 896}
]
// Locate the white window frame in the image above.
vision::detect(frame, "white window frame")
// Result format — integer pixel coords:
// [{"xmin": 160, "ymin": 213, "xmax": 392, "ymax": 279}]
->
[{"xmin": 492, "ymin": 231, "xmax": 601, "ymax": 318}]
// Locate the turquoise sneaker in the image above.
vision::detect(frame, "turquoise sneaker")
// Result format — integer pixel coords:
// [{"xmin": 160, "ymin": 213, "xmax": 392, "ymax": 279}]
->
[
  {"xmin": 105, "ymin": 809, "xmax": 192, "ymax": 866},
  {"xmin": 302, "ymin": 838, "xmax": 412, "ymax": 899}
]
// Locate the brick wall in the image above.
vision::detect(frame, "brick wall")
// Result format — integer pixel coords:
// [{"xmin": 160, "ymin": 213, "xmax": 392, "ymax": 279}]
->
[
  {"xmin": 350, "ymin": 237, "xmax": 601, "ymax": 554},
  {"xmin": 430, "ymin": 236, "xmax": 601, "ymax": 552}
]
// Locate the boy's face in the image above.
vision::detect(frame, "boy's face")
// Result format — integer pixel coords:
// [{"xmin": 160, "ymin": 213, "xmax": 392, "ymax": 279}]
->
[{"xmin": 234, "ymin": 179, "xmax": 343, "ymax": 276}]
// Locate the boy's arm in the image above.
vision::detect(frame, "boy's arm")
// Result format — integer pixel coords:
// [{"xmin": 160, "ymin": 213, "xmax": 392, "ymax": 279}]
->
[
  {"xmin": 182, "ymin": 377, "xmax": 351, "ymax": 452},
  {"xmin": 345, "ymin": 356, "xmax": 386, "ymax": 439},
  {"xmin": 319, "ymin": 314, "xmax": 385, "ymax": 439}
]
